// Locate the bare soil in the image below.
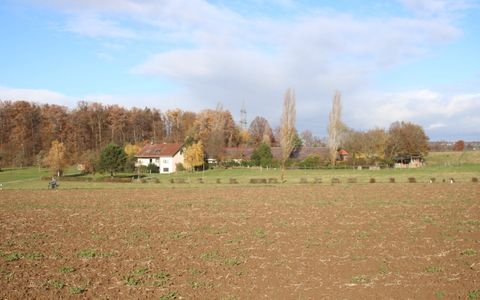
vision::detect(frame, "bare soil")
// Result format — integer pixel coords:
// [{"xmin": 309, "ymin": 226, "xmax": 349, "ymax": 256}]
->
[{"xmin": 0, "ymin": 184, "xmax": 479, "ymax": 299}]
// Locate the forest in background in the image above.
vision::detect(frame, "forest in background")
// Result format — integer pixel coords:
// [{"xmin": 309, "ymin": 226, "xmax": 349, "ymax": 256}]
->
[{"xmin": 0, "ymin": 99, "xmax": 469, "ymax": 171}]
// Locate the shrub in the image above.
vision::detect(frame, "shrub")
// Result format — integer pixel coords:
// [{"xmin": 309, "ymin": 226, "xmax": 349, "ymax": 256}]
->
[
  {"xmin": 408, "ymin": 177, "xmax": 416, "ymax": 183},
  {"xmin": 268, "ymin": 178, "xmax": 278, "ymax": 184},
  {"xmin": 298, "ymin": 155, "xmax": 323, "ymax": 169},
  {"xmin": 146, "ymin": 163, "xmax": 159, "ymax": 173},
  {"xmin": 369, "ymin": 178, "xmax": 376, "ymax": 183},
  {"xmin": 473, "ymin": 177, "xmax": 478, "ymax": 183},
  {"xmin": 389, "ymin": 178, "xmax": 395, "ymax": 183},
  {"xmin": 229, "ymin": 178, "xmax": 238, "ymax": 184},
  {"xmin": 250, "ymin": 178, "xmax": 267, "ymax": 184},
  {"xmin": 176, "ymin": 163, "xmax": 185, "ymax": 172}
]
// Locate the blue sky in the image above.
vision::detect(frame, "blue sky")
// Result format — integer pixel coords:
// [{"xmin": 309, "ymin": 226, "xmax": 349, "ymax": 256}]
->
[{"xmin": 1, "ymin": 0, "xmax": 479, "ymax": 141}]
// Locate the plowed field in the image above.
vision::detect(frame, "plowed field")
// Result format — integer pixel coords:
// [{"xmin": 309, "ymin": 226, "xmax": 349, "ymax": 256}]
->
[{"xmin": 1, "ymin": 184, "xmax": 479, "ymax": 299}]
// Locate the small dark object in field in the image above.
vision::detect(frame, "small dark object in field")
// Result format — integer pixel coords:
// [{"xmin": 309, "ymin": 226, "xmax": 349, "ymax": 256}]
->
[
  {"xmin": 408, "ymin": 177, "xmax": 416, "ymax": 183},
  {"xmin": 449, "ymin": 178, "xmax": 455, "ymax": 183},
  {"xmin": 268, "ymin": 178, "xmax": 278, "ymax": 184},
  {"xmin": 389, "ymin": 178, "xmax": 395, "ymax": 183},
  {"xmin": 347, "ymin": 178, "xmax": 357, "ymax": 184},
  {"xmin": 369, "ymin": 178, "xmax": 376, "ymax": 183},
  {"xmin": 48, "ymin": 180, "xmax": 59, "ymax": 189},
  {"xmin": 229, "ymin": 178, "xmax": 238, "ymax": 184},
  {"xmin": 473, "ymin": 177, "xmax": 478, "ymax": 183},
  {"xmin": 429, "ymin": 178, "xmax": 436, "ymax": 183},
  {"xmin": 250, "ymin": 178, "xmax": 267, "ymax": 184},
  {"xmin": 171, "ymin": 178, "xmax": 187, "ymax": 184},
  {"xmin": 300, "ymin": 178, "xmax": 308, "ymax": 184},
  {"xmin": 216, "ymin": 178, "xmax": 221, "ymax": 184},
  {"xmin": 331, "ymin": 178, "xmax": 341, "ymax": 184},
  {"xmin": 314, "ymin": 178, "xmax": 322, "ymax": 184}
]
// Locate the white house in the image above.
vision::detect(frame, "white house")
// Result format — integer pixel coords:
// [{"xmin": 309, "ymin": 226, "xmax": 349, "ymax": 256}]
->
[{"xmin": 135, "ymin": 143, "xmax": 184, "ymax": 174}]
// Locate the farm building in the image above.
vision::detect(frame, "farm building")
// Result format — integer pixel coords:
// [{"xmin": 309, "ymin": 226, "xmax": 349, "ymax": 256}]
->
[
  {"xmin": 135, "ymin": 143, "xmax": 184, "ymax": 174},
  {"xmin": 394, "ymin": 155, "xmax": 424, "ymax": 168},
  {"xmin": 338, "ymin": 149, "xmax": 349, "ymax": 161}
]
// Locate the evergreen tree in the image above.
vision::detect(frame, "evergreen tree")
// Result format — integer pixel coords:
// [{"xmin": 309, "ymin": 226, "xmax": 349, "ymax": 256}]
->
[
  {"xmin": 99, "ymin": 143, "xmax": 127, "ymax": 177},
  {"xmin": 251, "ymin": 143, "xmax": 273, "ymax": 168}
]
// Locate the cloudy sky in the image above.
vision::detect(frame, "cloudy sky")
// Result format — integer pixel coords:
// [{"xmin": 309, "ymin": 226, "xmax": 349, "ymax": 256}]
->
[{"xmin": 0, "ymin": 0, "xmax": 479, "ymax": 140}]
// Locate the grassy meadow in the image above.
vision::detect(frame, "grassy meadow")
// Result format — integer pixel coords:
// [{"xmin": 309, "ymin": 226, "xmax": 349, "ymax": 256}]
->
[{"xmin": 0, "ymin": 151, "xmax": 479, "ymax": 190}]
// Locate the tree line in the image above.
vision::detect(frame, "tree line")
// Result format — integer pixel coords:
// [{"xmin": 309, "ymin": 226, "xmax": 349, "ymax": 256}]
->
[{"xmin": 0, "ymin": 93, "xmax": 432, "ymax": 173}]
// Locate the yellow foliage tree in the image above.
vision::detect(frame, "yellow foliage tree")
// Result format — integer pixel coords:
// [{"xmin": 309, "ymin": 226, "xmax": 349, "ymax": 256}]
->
[
  {"xmin": 184, "ymin": 142, "xmax": 204, "ymax": 171},
  {"xmin": 44, "ymin": 140, "xmax": 67, "ymax": 177},
  {"xmin": 124, "ymin": 143, "xmax": 140, "ymax": 157}
]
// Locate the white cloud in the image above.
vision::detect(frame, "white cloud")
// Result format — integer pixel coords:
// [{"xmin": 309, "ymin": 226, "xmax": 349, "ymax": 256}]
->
[
  {"xmin": 348, "ymin": 89, "xmax": 480, "ymax": 139},
  {"xmin": 65, "ymin": 14, "xmax": 136, "ymax": 39},
  {"xmin": 398, "ymin": 0, "xmax": 472, "ymax": 17},
  {"xmin": 17, "ymin": 0, "xmax": 479, "ymax": 140},
  {"xmin": 0, "ymin": 86, "xmax": 75, "ymax": 107}
]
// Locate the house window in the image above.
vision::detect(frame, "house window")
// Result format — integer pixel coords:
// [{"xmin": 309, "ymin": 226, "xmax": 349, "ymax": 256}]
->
[
  {"xmin": 163, "ymin": 168, "xmax": 169, "ymax": 172},
  {"xmin": 149, "ymin": 158, "xmax": 152, "ymax": 163},
  {"xmin": 163, "ymin": 159, "xmax": 168, "ymax": 164}
]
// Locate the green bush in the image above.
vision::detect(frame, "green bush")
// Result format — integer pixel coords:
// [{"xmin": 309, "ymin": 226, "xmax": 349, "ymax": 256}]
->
[
  {"xmin": 147, "ymin": 163, "xmax": 159, "ymax": 173},
  {"xmin": 251, "ymin": 143, "xmax": 273, "ymax": 168},
  {"xmin": 298, "ymin": 155, "xmax": 323, "ymax": 169}
]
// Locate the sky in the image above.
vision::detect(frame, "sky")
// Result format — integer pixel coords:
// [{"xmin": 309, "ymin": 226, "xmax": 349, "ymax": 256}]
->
[{"xmin": 0, "ymin": 0, "xmax": 479, "ymax": 141}]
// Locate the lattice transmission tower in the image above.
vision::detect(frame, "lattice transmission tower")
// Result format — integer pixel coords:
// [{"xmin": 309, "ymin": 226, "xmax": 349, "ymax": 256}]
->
[{"xmin": 240, "ymin": 102, "xmax": 247, "ymax": 130}]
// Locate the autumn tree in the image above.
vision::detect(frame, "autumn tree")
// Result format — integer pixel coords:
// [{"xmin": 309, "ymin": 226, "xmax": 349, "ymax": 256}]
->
[
  {"xmin": 78, "ymin": 150, "xmax": 98, "ymax": 175},
  {"xmin": 452, "ymin": 140, "xmax": 465, "ymax": 151},
  {"xmin": 40, "ymin": 104, "xmax": 68, "ymax": 151},
  {"xmin": 99, "ymin": 143, "xmax": 127, "ymax": 177},
  {"xmin": 386, "ymin": 121, "xmax": 429, "ymax": 160},
  {"xmin": 193, "ymin": 107, "xmax": 239, "ymax": 161},
  {"xmin": 107, "ymin": 105, "xmax": 128, "ymax": 145},
  {"xmin": 327, "ymin": 91, "xmax": 343, "ymax": 166},
  {"xmin": 248, "ymin": 116, "xmax": 273, "ymax": 146},
  {"xmin": 44, "ymin": 140, "xmax": 68, "ymax": 177},
  {"xmin": 124, "ymin": 143, "xmax": 141, "ymax": 172},
  {"xmin": 279, "ymin": 88, "xmax": 296, "ymax": 181},
  {"xmin": 341, "ymin": 129, "xmax": 364, "ymax": 165},
  {"xmin": 363, "ymin": 128, "xmax": 388, "ymax": 164},
  {"xmin": 184, "ymin": 141, "xmax": 205, "ymax": 171}
]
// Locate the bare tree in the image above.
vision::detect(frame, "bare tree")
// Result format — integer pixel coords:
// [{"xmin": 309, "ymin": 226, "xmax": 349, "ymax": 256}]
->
[
  {"xmin": 327, "ymin": 91, "xmax": 342, "ymax": 166},
  {"xmin": 248, "ymin": 116, "xmax": 273, "ymax": 146},
  {"xmin": 280, "ymin": 88, "xmax": 296, "ymax": 182}
]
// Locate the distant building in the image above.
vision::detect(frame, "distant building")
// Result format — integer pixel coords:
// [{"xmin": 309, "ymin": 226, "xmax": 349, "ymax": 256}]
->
[
  {"xmin": 338, "ymin": 149, "xmax": 349, "ymax": 161},
  {"xmin": 136, "ymin": 143, "xmax": 184, "ymax": 174},
  {"xmin": 394, "ymin": 155, "xmax": 424, "ymax": 168}
]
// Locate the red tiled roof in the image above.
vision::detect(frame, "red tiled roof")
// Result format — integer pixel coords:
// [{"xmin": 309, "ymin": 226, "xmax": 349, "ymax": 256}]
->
[
  {"xmin": 136, "ymin": 143, "xmax": 183, "ymax": 158},
  {"xmin": 339, "ymin": 149, "xmax": 349, "ymax": 155}
]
